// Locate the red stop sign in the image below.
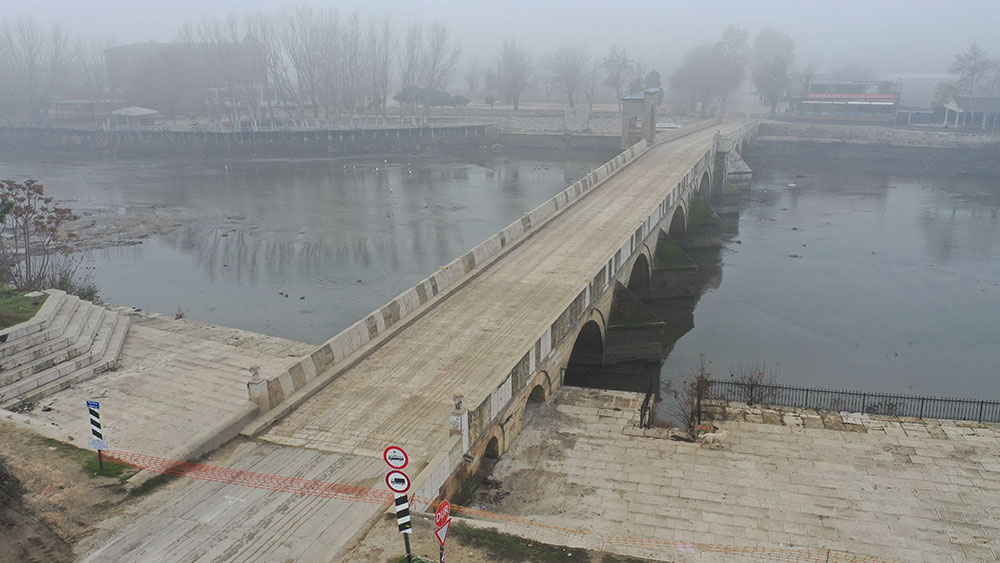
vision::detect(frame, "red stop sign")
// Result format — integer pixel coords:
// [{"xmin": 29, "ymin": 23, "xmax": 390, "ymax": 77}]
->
[{"xmin": 435, "ymin": 500, "xmax": 451, "ymax": 527}]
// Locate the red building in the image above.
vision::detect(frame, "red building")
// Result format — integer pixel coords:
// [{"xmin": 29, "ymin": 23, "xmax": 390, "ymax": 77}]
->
[{"xmin": 794, "ymin": 81, "xmax": 899, "ymax": 123}]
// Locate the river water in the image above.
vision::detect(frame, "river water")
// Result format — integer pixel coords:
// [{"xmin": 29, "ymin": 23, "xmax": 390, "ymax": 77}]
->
[
  {"xmin": 0, "ymin": 150, "xmax": 612, "ymax": 343},
  {"xmin": 657, "ymin": 143, "xmax": 1000, "ymax": 400},
  {"xmin": 2, "ymin": 143, "xmax": 998, "ymax": 398}
]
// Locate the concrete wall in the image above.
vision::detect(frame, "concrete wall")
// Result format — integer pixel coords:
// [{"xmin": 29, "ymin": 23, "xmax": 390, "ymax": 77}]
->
[
  {"xmin": 758, "ymin": 121, "xmax": 998, "ymax": 148},
  {"xmin": 0, "ymin": 124, "xmax": 497, "ymax": 157},
  {"xmin": 500, "ymin": 133, "xmax": 621, "ymax": 151}
]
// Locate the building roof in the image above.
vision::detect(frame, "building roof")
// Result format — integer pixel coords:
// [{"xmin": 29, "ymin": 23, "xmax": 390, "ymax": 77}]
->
[
  {"xmin": 110, "ymin": 106, "xmax": 161, "ymax": 117},
  {"xmin": 948, "ymin": 96, "xmax": 1000, "ymax": 113},
  {"xmin": 622, "ymin": 87, "xmax": 663, "ymax": 102}
]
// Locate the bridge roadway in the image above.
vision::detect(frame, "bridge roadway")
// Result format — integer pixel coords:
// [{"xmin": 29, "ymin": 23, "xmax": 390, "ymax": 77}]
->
[{"xmin": 84, "ymin": 120, "xmax": 751, "ymax": 562}]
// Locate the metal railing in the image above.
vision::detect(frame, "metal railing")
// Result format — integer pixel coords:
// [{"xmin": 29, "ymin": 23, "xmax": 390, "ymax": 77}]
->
[
  {"xmin": 702, "ymin": 379, "xmax": 1000, "ymax": 423},
  {"xmin": 639, "ymin": 383, "xmax": 654, "ymax": 429}
]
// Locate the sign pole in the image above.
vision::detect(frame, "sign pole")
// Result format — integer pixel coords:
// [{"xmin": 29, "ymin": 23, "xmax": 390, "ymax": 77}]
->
[
  {"xmin": 403, "ymin": 533, "xmax": 412, "ymax": 563},
  {"xmin": 440, "ymin": 544, "xmax": 444, "ymax": 563},
  {"xmin": 87, "ymin": 400, "xmax": 106, "ymax": 472}
]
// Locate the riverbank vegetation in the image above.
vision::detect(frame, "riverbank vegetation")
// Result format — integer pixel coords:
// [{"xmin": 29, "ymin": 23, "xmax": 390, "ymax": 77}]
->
[{"xmin": 0, "ymin": 179, "xmax": 99, "ymax": 302}]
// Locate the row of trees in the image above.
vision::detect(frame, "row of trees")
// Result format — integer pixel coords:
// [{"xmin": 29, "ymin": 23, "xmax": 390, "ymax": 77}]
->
[
  {"xmin": 670, "ymin": 26, "xmax": 795, "ymax": 115},
  {"xmin": 0, "ymin": 18, "xmax": 111, "ymax": 126}
]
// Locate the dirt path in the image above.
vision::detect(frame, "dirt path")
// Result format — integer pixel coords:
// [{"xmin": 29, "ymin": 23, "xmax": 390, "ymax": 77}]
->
[{"xmin": 0, "ymin": 420, "xmax": 134, "ymax": 561}]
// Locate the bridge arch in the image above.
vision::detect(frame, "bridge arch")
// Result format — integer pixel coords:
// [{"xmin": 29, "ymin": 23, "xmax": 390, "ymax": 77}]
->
[
  {"xmin": 697, "ymin": 170, "xmax": 712, "ymax": 199},
  {"xmin": 667, "ymin": 202, "xmax": 687, "ymax": 239},
  {"xmin": 527, "ymin": 370, "xmax": 552, "ymax": 402},
  {"xmin": 485, "ymin": 436, "xmax": 500, "ymax": 461},
  {"xmin": 626, "ymin": 248, "xmax": 652, "ymax": 295},
  {"xmin": 563, "ymin": 320, "xmax": 604, "ymax": 388}
]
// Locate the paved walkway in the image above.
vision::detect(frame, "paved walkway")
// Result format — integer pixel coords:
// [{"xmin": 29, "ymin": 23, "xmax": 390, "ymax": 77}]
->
[
  {"xmin": 478, "ymin": 388, "xmax": 1000, "ymax": 563},
  {"xmin": 4, "ymin": 311, "xmax": 311, "ymax": 463},
  {"xmin": 79, "ymin": 122, "xmax": 753, "ymax": 561}
]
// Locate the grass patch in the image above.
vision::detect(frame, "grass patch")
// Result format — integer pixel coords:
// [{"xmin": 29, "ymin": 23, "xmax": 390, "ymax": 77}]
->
[
  {"xmin": 391, "ymin": 556, "xmax": 434, "ymax": 563},
  {"xmin": 0, "ymin": 287, "xmax": 47, "ymax": 330},
  {"xmin": 451, "ymin": 523, "xmax": 591, "ymax": 562},
  {"xmin": 35, "ymin": 437, "xmax": 136, "ymax": 480},
  {"xmin": 128, "ymin": 472, "xmax": 177, "ymax": 497},
  {"xmin": 687, "ymin": 199, "xmax": 719, "ymax": 226}
]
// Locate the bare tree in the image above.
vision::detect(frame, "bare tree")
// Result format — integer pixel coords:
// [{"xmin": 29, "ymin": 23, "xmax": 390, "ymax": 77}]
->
[
  {"xmin": 75, "ymin": 39, "xmax": 113, "ymax": 126},
  {"xmin": 0, "ymin": 18, "xmax": 74, "ymax": 126},
  {"xmin": 245, "ymin": 11, "xmax": 296, "ymax": 121},
  {"xmin": 341, "ymin": 11, "xmax": 364, "ymax": 116},
  {"xmin": 949, "ymin": 41, "xmax": 994, "ymax": 95},
  {"xmin": 422, "ymin": 20, "xmax": 460, "ymax": 91},
  {"xmin": 367, "ymin": 13, "xmax": 395, "ymax": 119},
  {"xmin": 601, "ymin": 44, "xmax": 632, "ymax": 111},
  {"xmin": 464, "ymin": 58, "xmax": 481, "ymax": 97},
  {"xmin": 547, "ymin": 45, "xmax": 588, "ymax": 109},
  {"xmin": 0, "ymin": 179, "xmax": 78, "ymax": 290},
  {"xmin": 497, "ymin": 37, "xmax": 531, "ymax": 111},
  {"xmin": 582, "ymin": 62, "xmax": 601, "ymax": 111}
]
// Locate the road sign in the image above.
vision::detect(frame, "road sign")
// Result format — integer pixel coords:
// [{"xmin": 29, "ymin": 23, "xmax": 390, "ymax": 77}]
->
[
  {"xmin": 435, "ymin": 520, "xmax": 450, "ymax": 547},
  {"xmin": 383, "ymin": 446, "xmax": 408, "ymax": 469},
  {"xmin": 88, "ymin": 401, "xmax": 104, "ymax": 449},
  {"xmin": 385, "ymin": 470, "xmax": 410, "ymax": 494},
  {"xmin": 435, "ymin": 500, "xmax": 451, "ymax": 527}
]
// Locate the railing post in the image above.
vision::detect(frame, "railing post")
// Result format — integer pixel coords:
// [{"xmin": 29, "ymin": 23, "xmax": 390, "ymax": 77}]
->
[
  {"xmin": 979, "ymin": 401, "xmax": 986, "ymax": 422},
  {"xmin": 861, "ymin": 393, "xmax": 867, "ymax": 414},
  {"xmin": 695, "ymin": 376, "xmax": 703, "ymax": 426},
  {"xmin": 919, "ymin": 397, "xmax": 925, "ymax": 419},
  {"xmin": 804, "ymin": 389, "xmax": 809, "ymax": 409}
]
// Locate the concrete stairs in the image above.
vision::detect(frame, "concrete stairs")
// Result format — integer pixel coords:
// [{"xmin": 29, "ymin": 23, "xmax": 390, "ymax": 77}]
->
[{"xmin": 0, "ymin": 289, "xmax": 130, "ymax": 408}]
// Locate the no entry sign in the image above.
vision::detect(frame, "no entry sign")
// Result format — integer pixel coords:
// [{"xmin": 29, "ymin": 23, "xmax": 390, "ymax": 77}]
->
[
  {"xmin": 435, "ymin": 500, "xmax": 451, "ymax": 527},
  {"xmin": 383, "ymin": 446, "xmax": 408, "ymax": 469}
]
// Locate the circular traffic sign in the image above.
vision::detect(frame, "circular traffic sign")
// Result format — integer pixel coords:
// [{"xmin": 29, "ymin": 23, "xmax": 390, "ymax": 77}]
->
[
  {"xmin": 383, "ymin": 446, "xmax": 409, "ymax": 469},
  {"xmin": 385, "ymin": 470, "xmax": 411, "ymax": 493},
  {"xmin": 435, "ymin": 499, "xmax": 451, "ymax": 527}
]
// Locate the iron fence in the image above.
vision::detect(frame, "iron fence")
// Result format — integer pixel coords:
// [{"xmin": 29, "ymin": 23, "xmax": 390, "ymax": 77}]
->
[
  {"xmin": 703, "ymin": 380, "xmax": 1000, "ymax": 423},
  {"xmin": 639, "ymin": 384, "xmax": 654, "ymax": 429}
]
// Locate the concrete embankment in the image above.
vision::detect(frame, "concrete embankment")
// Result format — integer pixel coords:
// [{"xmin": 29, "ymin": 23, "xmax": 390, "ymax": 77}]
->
[
  {"xmin": 757, "ymin": 121, "xmax": 1000, "ymax": 177},
  {"xmin": 0, "ymin": 124, "xmax": 497, "ymax": 158}
]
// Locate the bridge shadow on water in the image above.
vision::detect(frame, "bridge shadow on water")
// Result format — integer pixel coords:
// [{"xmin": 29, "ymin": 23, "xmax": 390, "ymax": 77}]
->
[{"xmin": 563, "ymin": 195, "xmax": 739, "ymax": 403}]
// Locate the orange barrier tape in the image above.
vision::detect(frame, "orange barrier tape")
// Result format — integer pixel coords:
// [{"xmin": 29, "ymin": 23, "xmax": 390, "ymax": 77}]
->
[{"xmin": 106, "ymin": 449, "xmax": 899, "ymax": 563}]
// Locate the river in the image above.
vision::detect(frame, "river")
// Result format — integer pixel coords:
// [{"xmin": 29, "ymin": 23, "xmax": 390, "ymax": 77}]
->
[
  {"xmin": 656, "ymin": 142, "xmax": 1000, "ymax": 400},
  {"xmin": 0, "ymin": 150, "xmax": 613, "ymax": 343},
  {"xmin": 2, "ymin": 142, "xmax": 998, "ymax": 398}
]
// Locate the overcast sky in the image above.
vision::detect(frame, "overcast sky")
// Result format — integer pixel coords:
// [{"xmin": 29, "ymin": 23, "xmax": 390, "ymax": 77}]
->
[{"xmin": 4, "ymin": 0, "xmax": 1000, "ymax": 76}]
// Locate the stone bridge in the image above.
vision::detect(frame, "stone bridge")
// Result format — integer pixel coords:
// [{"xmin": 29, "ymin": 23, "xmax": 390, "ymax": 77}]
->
[
  {"xmin": 86, "ymin": 118, "xmax": 759, "ymax": 561},
  {"xmin": 247, "ymin": 118, "xmax": 759, "ymax": 503}
]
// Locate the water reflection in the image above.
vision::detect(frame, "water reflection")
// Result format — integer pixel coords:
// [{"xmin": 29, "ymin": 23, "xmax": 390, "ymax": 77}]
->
[
  {"xmin": 0, "ymin": 150, "xmax": 611, "ymax": 343},
  {"xmin": 651, "ymin": 146, "xmax": 1000, "ymax": 409}
]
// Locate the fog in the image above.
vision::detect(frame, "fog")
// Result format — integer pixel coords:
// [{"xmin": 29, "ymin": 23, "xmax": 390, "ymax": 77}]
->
[{"xmin": 4, "ymin": 0, "xmax": 1000, "ymax": 77}]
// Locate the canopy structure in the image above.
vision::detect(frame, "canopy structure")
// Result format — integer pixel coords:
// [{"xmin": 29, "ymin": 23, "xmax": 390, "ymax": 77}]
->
[{"xmin": 943, "ymin": 97, "xmax": 1000, "ymax": 134}]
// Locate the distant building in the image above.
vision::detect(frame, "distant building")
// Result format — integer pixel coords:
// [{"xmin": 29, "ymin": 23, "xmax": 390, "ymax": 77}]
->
[
  {"xmin": 793, "ymin": 81, "xmax": 899, "ymax": 123},
  {"xmin": 882, "ymin": 73, "xmax": 953, "ymax": 109},
  {"xmin": 105, "ymin": 41, "xmax": 265, "ymax": 119}
]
